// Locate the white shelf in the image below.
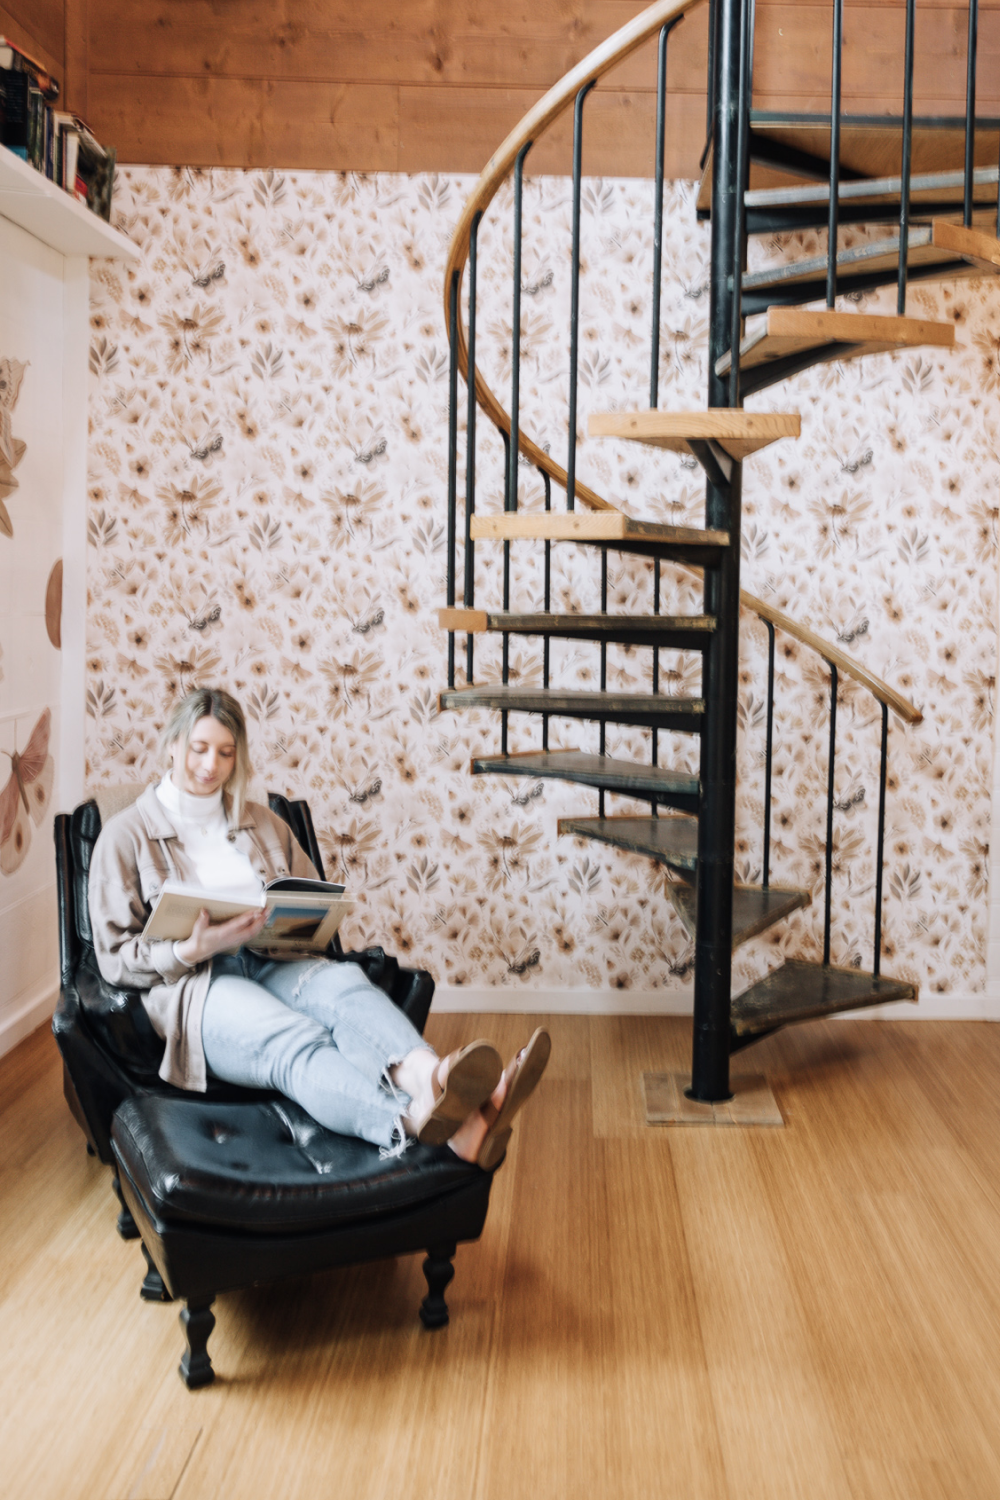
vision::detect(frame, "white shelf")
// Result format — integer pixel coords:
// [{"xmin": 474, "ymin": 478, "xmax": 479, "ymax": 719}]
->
[{"xmin": 0, "ymin": 145, "xmax": 138, "ymax": 260}]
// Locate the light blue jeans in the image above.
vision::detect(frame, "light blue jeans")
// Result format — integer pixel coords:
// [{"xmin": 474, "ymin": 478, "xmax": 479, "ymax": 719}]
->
[{"xmin": 201, "ymin": 951, "xmax": 430, "ymax": 1154}]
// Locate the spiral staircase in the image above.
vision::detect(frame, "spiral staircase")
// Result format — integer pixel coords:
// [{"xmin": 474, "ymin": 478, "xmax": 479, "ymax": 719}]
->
[{"xmin": 436, "ymin": 0, "xmax": 1000, "ymax": 1101}]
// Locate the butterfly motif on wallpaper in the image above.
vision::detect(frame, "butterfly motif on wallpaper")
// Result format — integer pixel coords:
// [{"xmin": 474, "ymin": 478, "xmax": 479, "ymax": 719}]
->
[
  {"xmin": 0, "ymin": 708, "xmax": 54, "ymax": 875},
  {"xmin": 0, "ymin": 356, "xmax": 28, "ymax": 539}
]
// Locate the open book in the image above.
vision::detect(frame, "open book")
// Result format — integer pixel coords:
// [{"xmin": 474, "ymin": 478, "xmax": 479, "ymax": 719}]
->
[{"xmin": 141, "ymin": 877, "xmax": 354, "ymax": 953}]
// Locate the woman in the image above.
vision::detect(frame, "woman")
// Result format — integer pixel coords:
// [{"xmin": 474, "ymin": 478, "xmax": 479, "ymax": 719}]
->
[{"xmin": 88, "ymin": 686, "xmax": 549, "ymax": 1168}]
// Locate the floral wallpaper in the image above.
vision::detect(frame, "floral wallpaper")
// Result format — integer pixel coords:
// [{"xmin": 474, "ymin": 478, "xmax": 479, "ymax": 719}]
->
[{"xmin": 84, "ymin": 165, "xmax": 1000, "ymax": 1001}]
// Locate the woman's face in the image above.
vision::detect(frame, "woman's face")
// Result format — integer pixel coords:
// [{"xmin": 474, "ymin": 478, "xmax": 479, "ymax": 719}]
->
[{"xmin": 170, "ymin": 715, "xmax": 237, "ymax": 797}]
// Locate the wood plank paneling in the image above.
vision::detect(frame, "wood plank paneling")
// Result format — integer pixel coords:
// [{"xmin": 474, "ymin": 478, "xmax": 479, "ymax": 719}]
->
[
  {"xmin": 83, "ymin": 0, "xmax": 999, "ymax": 175},
  {"xmin": 64, "ymin": 0, "xmax": 89, "ymax": 119},
  {"xmin": 0, "ymin": 1, "xmax": 991, "ymax": 175},
  {"xmin": 88, "ymin": 74, "xmax": 401, "ymax": 170},
  {"xmin": 86, "ymin": 0, "xmax": 710, "ymax": 173},
  {"xmin": 90, "ymin": 0, "xmax": 707, "ymax": 93},
  {"xmin": 753, "ymin": 5, "xmax": 1000, "ymax": 111},
  {"xmin": 398, "ymin": 84, "xmax": 707, "ymax": 177},
  {"xmin": 0, "ymin": 0, "xmax": 63, "ymax": 82}
]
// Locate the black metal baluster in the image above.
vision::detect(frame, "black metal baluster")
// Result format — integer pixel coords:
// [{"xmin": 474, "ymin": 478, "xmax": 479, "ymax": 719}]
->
[
  {"xmin": 898, "ymin": 0, "xmax": 916, "ymax": 315},
  {"xmin": 965, "ymin": 0, "xmax": 979, "ymax": 228},
  {"xmin": 507, "ymin": 144, "xmax": 533, "ymax": 513},
  {"xmin": 542, "ymin": 470, "xmax": 551, "ymax": 750},
  {"xmin": 650, "ymin": 20, "xmax": 683, "ymax": 407},
  {"xmin": 566, "ymin": 80, "xmax": 596, "ymax": 512},
  {"xmin": 651, "ymin": 559, "xmax": 660, "ymax": 817},
  {"xmin": 728, "ymin": 0, "xmax": 753, "ymax": 407},
  {"xmin": 599, "ymin": 548, "xmax": 608, "ymax": 817},
  {"xmin": 826, "ymin": 0, "xmax": 844, "ymax": 309},
  {"xmin": 446, "ymin": 269, "xmax": 459, "ymax": 688},
  {"xmin": 501, "ymin": 431, "xmax": 510, "ymax": 756},
  {"xmin": 873, "ymin": 702, "xmax": 889, "ymax": 978},
  {"xmin": 823, "ymin": 664, "xmax": 838, "ymax": 966},
  {"xmin": 464, "ymin": 214, "xmax": 482, "ymax": 688},
  {"xmin": 762, "ymin": 621, "xmax": 775, "ymax": 889}
]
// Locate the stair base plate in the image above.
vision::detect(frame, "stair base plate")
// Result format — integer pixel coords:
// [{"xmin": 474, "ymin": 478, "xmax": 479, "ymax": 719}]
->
[{"xmin": 643, "ymin": 1071, "xmax": 783, "ymax": 1127}]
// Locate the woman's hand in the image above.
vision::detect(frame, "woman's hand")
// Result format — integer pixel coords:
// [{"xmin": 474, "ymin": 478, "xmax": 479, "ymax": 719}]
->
[{"xmin": 176, "ymin": 905, "xmax": 270, "ymax": 967}]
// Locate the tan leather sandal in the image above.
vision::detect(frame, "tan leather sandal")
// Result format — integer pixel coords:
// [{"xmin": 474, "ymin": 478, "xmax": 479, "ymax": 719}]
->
[
  {"xmin": 476, "ymin": 1028, "xmax": 552, "ymax": 1171},
  {"xmin": 415, "ymin": 1041, "xmax": 503, "ymax": 1146}
]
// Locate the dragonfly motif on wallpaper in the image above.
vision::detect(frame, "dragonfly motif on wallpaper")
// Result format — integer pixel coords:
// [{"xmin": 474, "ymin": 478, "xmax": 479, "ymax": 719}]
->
[
  {"xmin": 0, "ymin": 356, "xmax": 27, "ymax": 539},
  {"xmin": 0, "ymin": 707, "xmax": 55, "ymax": 875}
]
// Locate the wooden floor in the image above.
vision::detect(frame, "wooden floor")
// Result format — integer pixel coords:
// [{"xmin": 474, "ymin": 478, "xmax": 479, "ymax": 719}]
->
[{"xmin": 5, "ymin": 1012, "xmax": 1000, "ymax": 1500}]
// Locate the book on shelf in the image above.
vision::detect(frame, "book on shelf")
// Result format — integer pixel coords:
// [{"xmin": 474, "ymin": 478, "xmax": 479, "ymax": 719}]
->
[
  {"xmin": 141, "ymin": 877, "xmax": 356, "ymax": 955},
  {"xmin": 0, "ymin": 66, "xmax": 28, "ymax": 158},
  {"xmin": 0, "ymin": 38, "xmax": 115, "ymax": 220},
  {"xmin": 0, "ymin": 37, "xmax": 59, "ymax": 100}
]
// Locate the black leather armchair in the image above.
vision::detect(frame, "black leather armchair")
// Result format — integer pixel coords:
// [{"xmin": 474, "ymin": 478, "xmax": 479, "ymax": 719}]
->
[{"xmin": 52, "ymin": 789, "xmax": 495, "ymax": 1387}]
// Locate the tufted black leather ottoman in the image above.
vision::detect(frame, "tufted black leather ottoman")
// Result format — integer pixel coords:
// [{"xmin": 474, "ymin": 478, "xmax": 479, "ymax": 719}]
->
[{"xmin": 112, "ymin": 1095, "xmax": 494, "ymax": 1387}]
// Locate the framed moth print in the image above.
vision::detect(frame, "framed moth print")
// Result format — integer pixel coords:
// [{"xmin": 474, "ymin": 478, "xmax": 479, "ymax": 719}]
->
[{"xmin": 0, "ymin": 706, "xmax": 54, "ymax": 875}]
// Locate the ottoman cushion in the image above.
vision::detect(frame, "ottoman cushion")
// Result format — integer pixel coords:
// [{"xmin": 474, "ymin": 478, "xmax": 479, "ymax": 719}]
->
[{"xmin": 112, "ymin": 1095, "xmax": 482, "ymax": 1235}]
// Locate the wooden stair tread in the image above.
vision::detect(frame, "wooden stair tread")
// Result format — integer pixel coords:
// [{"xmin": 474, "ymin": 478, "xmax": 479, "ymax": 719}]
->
[
  {"xmin": 588, "ymin": 409, "xmax": 800, "ymax": 460},
  {"xmin": 698, "ymin": 117, "xmax": 1000, "ymax": 213},
  {"xmin": 469, "ymin": 512, "xmax": 728, "ymax": 562},
  {"xmin": 931, "ymin": 220, "xmax": 1000, "ymax": 274},
  {"xmin": 557, "ymin": 814, "xmax": 698, "ymax": 872},
  {"xmin": 715, "ymin": 306, "xmax": 955, "ymax": 377},
  {"xmin": 471, "ymin": 751, "xmax": 699, "ymax": 811},
  {"xmin": 668, "ymin": 881, "xmax": 810, "ymax": 949},
  {"xmin": 440, "ymin": 686, "xmax": 704, "ymax": 730},
  {"xmin": 744, "ymin": 221, "xmax": 1000, "ymax": 298},
  {"xmin": 438, "ymin": 608, "xmax": 715, "ymax": 647},
  {"xmin": 731, "ymin": 959, "xmax": 916, "ymax": 1038}
]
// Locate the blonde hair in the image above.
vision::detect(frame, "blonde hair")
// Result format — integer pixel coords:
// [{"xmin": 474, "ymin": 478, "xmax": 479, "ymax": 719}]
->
[{"xmin": 160, "ymin": 687, "xmax": 253, "ymax": 824}]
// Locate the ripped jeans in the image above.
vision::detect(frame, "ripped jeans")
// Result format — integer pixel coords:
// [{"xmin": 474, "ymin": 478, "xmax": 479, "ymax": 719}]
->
[{"xmin": 201, "ymin": 950, "xmax": 431, "ymax": 1153}]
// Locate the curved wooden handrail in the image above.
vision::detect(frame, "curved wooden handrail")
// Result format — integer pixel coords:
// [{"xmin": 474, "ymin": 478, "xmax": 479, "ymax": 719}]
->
[
  {"xmin": 443, "ymin": 0, "xmax": 705, "ymax": 514},
  {"xmin": 740, "ymin": 592, "xmax": 922, "ymax": 724},
  {"xmin": 442, "ymin": 0, "xmax": 922, "ymax": 726}
]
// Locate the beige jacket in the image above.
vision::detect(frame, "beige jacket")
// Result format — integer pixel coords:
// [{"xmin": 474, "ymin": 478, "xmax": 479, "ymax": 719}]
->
[{"xmin": 88, "ymin": 783, "xmax": 319, "ymax": 1091}]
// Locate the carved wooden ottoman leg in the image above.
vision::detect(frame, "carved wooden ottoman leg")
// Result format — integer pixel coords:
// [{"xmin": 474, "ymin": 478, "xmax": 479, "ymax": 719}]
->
[
  {"xmin": 139, "ymin": 1242, "xmax": 173, "ymax": 1302},
  {"xmin": 112, "ymin": 1173, "xmax": 139, "ymax": 1240},
  {"xmin": 179, "ymin": 1299, "xmax": 216, "ymax": 1389},
  {"xmin": 419, "ymin": 1242, "xmax": 456, "ymax": 1329}
]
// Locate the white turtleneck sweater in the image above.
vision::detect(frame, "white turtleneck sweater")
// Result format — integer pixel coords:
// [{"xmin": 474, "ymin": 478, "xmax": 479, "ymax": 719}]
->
[{"xmin": 155, "ymin": 775, "xmax": 263, "ymax": 899}]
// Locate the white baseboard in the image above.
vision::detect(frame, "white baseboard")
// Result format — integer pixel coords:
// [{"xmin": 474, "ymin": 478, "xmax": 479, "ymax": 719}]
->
[
  {"xmin": 432, "ymin": 985, "xmax": 997, "ymax": 1020},
  {"xmin": 0, "ymin": 972, "xmax": 58, "ymax": 1059},
  {"xmin": 432, "ymin": 985, "xmax": 695, "ymax": 1015},
  {"xmin": 847, "ymin": 991, "xmax": 994, "ymax": 1022}
]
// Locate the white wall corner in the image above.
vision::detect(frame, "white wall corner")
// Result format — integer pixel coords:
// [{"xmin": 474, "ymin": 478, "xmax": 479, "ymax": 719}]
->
[{"xmin": 58, "ymin": 255, "xmax": 90, "ymax": 813}]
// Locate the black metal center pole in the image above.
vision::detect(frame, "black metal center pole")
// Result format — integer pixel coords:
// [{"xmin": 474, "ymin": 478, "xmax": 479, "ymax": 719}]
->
[
  {"xmin": 689, "ymin": 0, "xmax": 745, "ymax": 1103},
  {"xmin": 446, "ymin": 269, "xmax": 460, "ymax": 689}
]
